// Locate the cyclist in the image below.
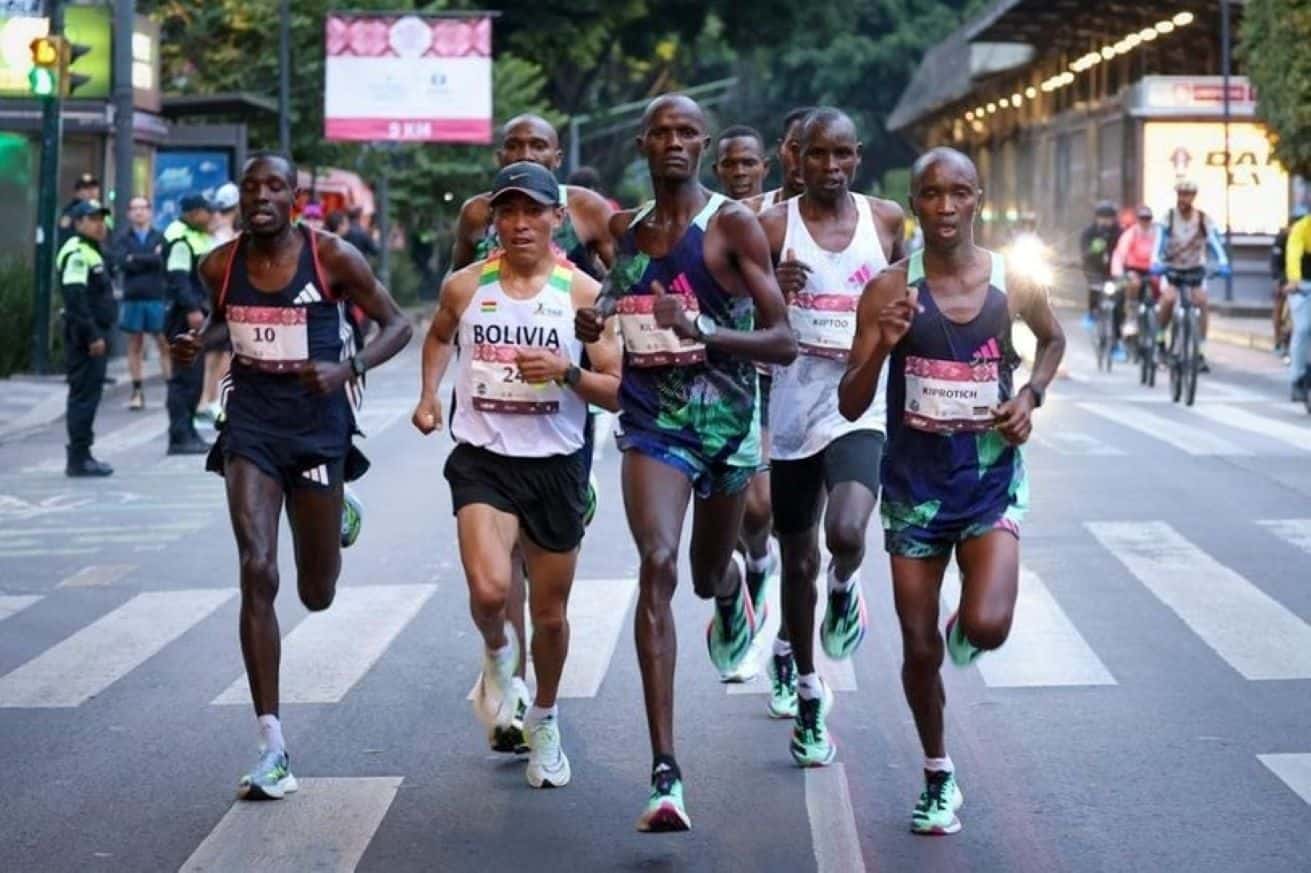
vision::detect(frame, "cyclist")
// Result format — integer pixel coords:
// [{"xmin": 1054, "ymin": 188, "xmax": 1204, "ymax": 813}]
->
[
  {"xmin": 1273, "ymin": 207, "xmax": 1308, "ymax": 365},
  {"xmin": 1080, "ymin": 202, "xmax": 1120, "ymax": 340},
  {"xmin": 1282, "ymin": 209, "xmax": 1311, "ymax": 402},
  {"xmin": 1151, "ymin": 180, "xmax": 1231, "ymax": 372},
  {"xmin": 1111, "ymin": 206, "xmax": 1159, "ymax": 346}
]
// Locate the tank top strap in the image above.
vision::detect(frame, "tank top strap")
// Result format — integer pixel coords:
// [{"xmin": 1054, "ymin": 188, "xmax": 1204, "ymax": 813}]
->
[
  {"xmin": 546, "ymin": 260, "xmax": 573, "ymax": 294},
  {"xmin": 693, "ymin": 192, "xmax": 726, "ymax": 230},
  {"xmin": 478, "ymin": 256, "xmax": 502, "ymax": 287},
  {"xmin": 906, "ymin": 249, "xmax": 926, "ymax": 285},
  {"xmin": 987, "ymin": 249, "xmax": 1007, "ymax": 293},
  {"xmin": 852, "ymin": 193, "xmax": 875, "ymax": 232},
  {"xmin": 217, "ymin": 233, "xmax": 244, "ymax": 311},
  {"xmin": 303, "ymin": 225, "xmax": 335, "ymax": 301}
]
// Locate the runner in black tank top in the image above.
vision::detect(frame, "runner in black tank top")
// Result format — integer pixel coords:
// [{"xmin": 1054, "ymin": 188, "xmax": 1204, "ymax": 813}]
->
[
  {"xmin": 838, "ymin": 148, "xmax": 1065, "ymax": 836},
  {"xmin": 170, "ymin": 152, "xmax": 412, "ymax": 803}
]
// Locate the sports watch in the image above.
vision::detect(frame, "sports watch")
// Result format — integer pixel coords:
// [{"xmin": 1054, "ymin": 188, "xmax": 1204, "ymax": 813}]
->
[
  {"xmin": 561, "ymin": 364, "xmax": 582, "ymax": 388},
  {"xmin": 694, "ymin": 313, "xmax": 718, "ymax": 341},
  {"xmin": 349, "ymin": 355, "xmax": 367, "ymax": 380},
  {"xmin": 1021, "ymin": 382, "xmax": 1044, "ymax": 408}
]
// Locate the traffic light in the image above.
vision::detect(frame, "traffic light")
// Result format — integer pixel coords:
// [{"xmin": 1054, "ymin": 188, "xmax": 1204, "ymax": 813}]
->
[
  {"xmin": 27, "ymin": 36, "xmax": 61, "ymax": 98},
  {"xmin": 59, "ymin": 40, "xmax": 92, "ymax": 98}
]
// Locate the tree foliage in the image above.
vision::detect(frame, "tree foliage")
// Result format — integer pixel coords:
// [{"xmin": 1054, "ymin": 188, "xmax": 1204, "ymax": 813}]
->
[{"xmin": 1241, "ymin": 0, "xmax": 1311, "ymax": 177}]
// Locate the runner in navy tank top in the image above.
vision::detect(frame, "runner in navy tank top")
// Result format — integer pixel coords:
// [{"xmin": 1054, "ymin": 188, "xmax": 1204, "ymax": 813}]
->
[
  {"xmin": 839, "ymin": 148, "xmax": 1065, "ymax": 836},
  {"xmin": 171, "ymin": 152, "xmax": 412, "ymax": 803}
]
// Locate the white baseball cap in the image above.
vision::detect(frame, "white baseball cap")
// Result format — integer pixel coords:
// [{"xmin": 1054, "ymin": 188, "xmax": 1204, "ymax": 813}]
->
[{"xmin": 212, "ymin": 182, "xmax": 239, "ymax": 211}]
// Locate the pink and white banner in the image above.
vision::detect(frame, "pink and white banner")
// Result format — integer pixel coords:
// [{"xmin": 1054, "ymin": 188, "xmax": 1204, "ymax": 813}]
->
[{"xmin": 324, "ymin": 14, "xmax": 492, "ymax": 144}]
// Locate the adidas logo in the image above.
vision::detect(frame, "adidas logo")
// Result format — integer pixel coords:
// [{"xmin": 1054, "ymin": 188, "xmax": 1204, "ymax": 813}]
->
[
  {"xmin": 847, "ymin": 264, "xmax": 874, "ymax": 287},
  {"xmin": 293, "ymin": 284, "xmax": 323, "ymax": 305},
  {"xmin": 669, "ymin": 273, "xmax": 694, "ymax": 296},
  {"xmin": 301, "ymin": 464, "xmax": 329, "ymax": 486}
]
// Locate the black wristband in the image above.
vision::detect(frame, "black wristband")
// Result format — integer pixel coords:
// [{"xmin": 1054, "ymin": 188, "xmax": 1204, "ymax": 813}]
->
[{"xmin": 1021, "ymin": 382, "xmax": 1044, "ymax": 408}]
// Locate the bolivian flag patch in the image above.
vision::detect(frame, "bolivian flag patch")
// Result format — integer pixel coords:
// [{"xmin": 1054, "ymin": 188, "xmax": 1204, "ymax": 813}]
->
[{"xmin": 480, "ymin": 300, "xmax": 497, "ymax": 313}]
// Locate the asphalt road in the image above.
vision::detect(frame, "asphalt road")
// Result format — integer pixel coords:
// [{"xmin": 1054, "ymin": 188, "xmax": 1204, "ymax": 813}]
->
[{"xmin": 2, "ymin": 315, "xmax": 1309, "ymax": 872}]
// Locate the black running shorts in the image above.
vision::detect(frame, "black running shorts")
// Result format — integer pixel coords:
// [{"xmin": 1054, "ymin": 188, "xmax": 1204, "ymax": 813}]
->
[
  {"xmin": 770, "ymin": 430, "xmax": 884, "ymax": 536},
  {"xmin": 444, "ymin": 442, "xmax": 587, "ymax": 553}
]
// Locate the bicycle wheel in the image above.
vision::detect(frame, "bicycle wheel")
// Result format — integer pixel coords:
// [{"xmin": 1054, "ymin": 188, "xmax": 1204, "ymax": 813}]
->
[
  {"xmin": 1103, "ymin": 308, "xmax": 1115, "ymax": 374},
  {"xmin": 1184, "ymin": 311, "xmax": 1200, "ymax": 406},
  {"xmin": 1145, "ymin": 310, "xmax": 1158, "ymax": 388},
  {"xmin": 1169, "ymin": 320, "xmax": 1182, "ymax": 403},
  {"xmin": 1096, "ymin": 311, "xmax": 1110, "ymax": 372}
]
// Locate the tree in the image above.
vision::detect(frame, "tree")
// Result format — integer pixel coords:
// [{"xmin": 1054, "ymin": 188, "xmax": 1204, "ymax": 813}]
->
[{"xmin": 1241, "ymin": 0, "xmax": 1311, "ymax": 177}]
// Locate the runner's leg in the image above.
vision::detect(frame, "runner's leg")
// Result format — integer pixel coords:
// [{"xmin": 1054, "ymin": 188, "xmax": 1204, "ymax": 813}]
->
[
  {"xmin": 953, "ymin": 529, "xmax": 1020, "ymax": 652},
  {"xmin": 892, "ymin": 553, "xmax": 951, "ymax": 758},
  {"xmin": 284, "ymin": 477, "xmax": 344, "ymax": 612},
  {"xmin": 226, "ymin": 457, "xmax": 286, "ymax": 717},
  {"xmin": 519, "ymin": 538, "xmax": 579, "ymax": 709},
  {"xmin": 456, "ymin": 504, "xmax": 520, "ymax": 650},
  {"xmin": 507, "ymin": 555, "xmax": 529, "ymax": 680}
]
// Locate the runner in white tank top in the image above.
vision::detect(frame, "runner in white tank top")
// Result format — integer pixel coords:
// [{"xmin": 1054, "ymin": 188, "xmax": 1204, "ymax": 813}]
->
[
  {"xmin": 755, "ymin": 108, "xmax": 906, "ymax": 766},
  {"xmin": 413, "ymin": 162, "xmax": 621, "ymax": 790}
]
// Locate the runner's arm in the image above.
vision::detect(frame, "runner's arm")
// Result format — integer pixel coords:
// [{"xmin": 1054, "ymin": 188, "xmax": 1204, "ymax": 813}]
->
[
  {"xmin": 320, "ymin": 233, "xmax": 413, "ymax": 372},
  {"xmin": 1008, "ymin": 269, "xmax": 1065, "ymax": 405},
  {"xmin": 838, "ymin": 266, "xmax": 910, "ymax": 421},
  {"xmin": 871, "ymin": 197, "xmax": 907, "ymax": 263},
  {"xmin": 710, "ymin": 205, "xmax": 797, "ymax": 365},
  {"xmin": 573, "ymin": 275, "xmax": 621, "ymax": 411},
  {"xmin": 449, "ymin": 196, "xmax": 490, "ymax": 273},
  {"xmin": 569, "ymin": 187, "xmax": 617, "ymax": 270},
  {"xmin": 192, "ymin": 248, "xmax": 232, "ymax": 347},
  {"xmin": 419, "ymin": 268, "xmax": 476, "ymax": 398}
]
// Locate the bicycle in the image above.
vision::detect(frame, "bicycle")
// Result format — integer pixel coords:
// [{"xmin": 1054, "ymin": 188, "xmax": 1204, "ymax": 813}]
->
[
  {"xmin": 1164, "ymin": 267, "xmax": 1209, "ymax": 406},
  {"xmin": 1135, "ymin": 289, "xmax": 1158, "ymax": 388},
  {"xmin": 1093, "ymin": 280, "xmax": 1120, "ymax": 373}
]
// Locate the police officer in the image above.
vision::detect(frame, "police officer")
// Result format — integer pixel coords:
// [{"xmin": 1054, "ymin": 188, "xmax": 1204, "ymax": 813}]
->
[
  {"xmin": 58, "ymin": 199, "xmax": 117, "ymax": 477},
  {"xmin": 59, "ymin": 172, "xmax": 104, "ymax": 246},
  {"xmin": 163, "ymin": 193, "xmax": 215, "ymax": 454}
]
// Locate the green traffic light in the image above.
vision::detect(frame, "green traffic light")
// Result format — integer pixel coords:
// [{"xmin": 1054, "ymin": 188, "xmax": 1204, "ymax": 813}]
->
[{"xmin": 27, "ymin": 67, "xmax": 56, "ymax": 97}]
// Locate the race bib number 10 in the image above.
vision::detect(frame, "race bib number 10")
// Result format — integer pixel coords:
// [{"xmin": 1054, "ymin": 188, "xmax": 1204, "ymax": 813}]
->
[
  {"xmin": 616, "ymin": 294, "xmax": 706, "ymax": 367},
  {"xmin": 228, "ymin": 305, "xmax": 309, "ymax": 372},
  {"xmin": 903, "ymin": 356, "xmax": 999, "ymax": 434}
]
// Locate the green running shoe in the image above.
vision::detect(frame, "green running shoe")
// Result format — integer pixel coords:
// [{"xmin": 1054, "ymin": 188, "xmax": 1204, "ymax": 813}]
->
[
  {"xmin": 944, "ymin": 612, "xmax": 982, "ymax": 667},
  {"xmin": 767, "ymin": 651, "xmax": 798, "ymax": 719},
  {"xmin": 911, "ymin": 770, "xmax": 964, "ymax": 835},
  {"xmin": 340, "ymin": 486, "xmax": 363, "ymax": 548},
  {"xmin": 237, "ymin": 748, "xmax": 299, "ymax": 801},
  {"xmin": 636, "ymin": 764, "xmax": 691, "ymax": 833},
  {"xmin": 790, "ymin": 680, "xmax": 836, "ymax": 767},
  {"xmin": 820, "ymin": 574, "xmax": 868, "ymax": 660},
  {"xmin": 706, "ymin": 563, "xmax": 756, "ymax": 678}
]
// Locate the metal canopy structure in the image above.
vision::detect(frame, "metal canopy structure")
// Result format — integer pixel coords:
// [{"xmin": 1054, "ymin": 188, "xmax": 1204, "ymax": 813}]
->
[
  {"xmin": 159, "ymin": 92, "xmax": 278, "ymax": 120},
  {"xmin": 889, "ymin": 0, "xmax": 1235, "ymax": 137}
]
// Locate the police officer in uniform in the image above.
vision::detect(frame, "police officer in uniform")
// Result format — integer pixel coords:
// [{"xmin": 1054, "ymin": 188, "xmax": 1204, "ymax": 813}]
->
[
  {"xmin": 58, "ymin": 172, "xmax": 103, "ymax": 246},
  {"xmin": 57, "ymin": 199, "xmax": 117, "ymax": 477},
  {"xmin": 163, "ymin": 193, "xmax": 215, "ymax": 454}
]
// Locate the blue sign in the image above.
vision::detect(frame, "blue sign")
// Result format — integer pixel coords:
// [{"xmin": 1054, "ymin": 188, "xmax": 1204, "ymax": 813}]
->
[{"xmin": 152, "ymin": 149, "xmax": 231, "ymax": 230}]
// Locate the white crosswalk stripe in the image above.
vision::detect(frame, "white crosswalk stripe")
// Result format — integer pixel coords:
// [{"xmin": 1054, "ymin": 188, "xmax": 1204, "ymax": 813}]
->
[
  {"xmin": 1079, "ymin": 402, "xmax": 1250, "ymax": 455},
  {"xmin": 1088, "ymin": 521, "xmax": 1311, "ymax": 680},
  {"xmin": 1189, "ymin": 404, "xmax": 1311, "ymax": 452},
  {"xmin": 0, "ymin": 589, "xmax": 234, "ymax": 707},
  {"xmin": 467, "ymin": 577, "xmax": 639, "ymax": 700},
  {"xmin": 0, "ymin": 594, "xmax": 41, "ymax": 622},
  {"xmin": 1030, "ymin": 431, "xmax": 1125, "ymax": 455},
  {"xmin": 178, "ymin": 777, "xmax": 402, "ymax": 873},
  {"xmin": 941, "ymin": 566, "xmax": 1115, "ymax": 687},
  {"xmin": 1259, "ymin": 519, "xmax": 1311, "ymax": 555},
  {"xmin": 1258, "ymin": 754, "xmax": 1311, "ymax": 806},
  {"xmin": 213, "ymin": 584, "xmax": 436, "ymax": 705},
  {"xmin": 56, "ymin": 564, "xmax": 135, "ymax": 588},
  {"xmin": 806, "ymin": 764, "xmax": 867, "ymax": 873}
]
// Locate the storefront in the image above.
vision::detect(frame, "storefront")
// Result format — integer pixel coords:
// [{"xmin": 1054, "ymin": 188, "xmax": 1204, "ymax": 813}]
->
[{"xmin": 889, "ymin": 1, "xmax": 1288, "ymax": 310}]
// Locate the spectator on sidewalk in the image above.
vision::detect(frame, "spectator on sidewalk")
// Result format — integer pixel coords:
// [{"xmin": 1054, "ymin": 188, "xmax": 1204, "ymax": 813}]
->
[
  {"xmin": 1284, "ymin": 209, "xmax": 1311, "ymax": 402},
  {"xmin": 1271, "ymin": 206, "xmax": 1306, "ymax": 358},
  {"xmin": 162, "ymin": 193, "xmax": 214, "ymax": 455},
  {"xmin": 113, "ymin": 196, "xmax": 170, "ymax": 411},
  {"xmin": 343, "ymin": 207, "xmax": 378, "ymax": 259},
  {"xmin": 325, "ymin": 209, "xmax": 347, "ymax": 236},
  {"xmin": 58, "ymin": 199, "xmax": 116, "ymax": 477}
]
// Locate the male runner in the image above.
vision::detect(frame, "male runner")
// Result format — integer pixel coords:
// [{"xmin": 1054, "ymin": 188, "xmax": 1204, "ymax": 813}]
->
[
  {"xmin": 171, "ymin": 152, "xmax": 412, "ymax": 799},
  {"xmin": 162, "ymin": 193, "xmax": 215, "ymax": 454},
  {"xmin": 839, "ymin": 147, "xmax": 1065, "ymax": 835},
  {"xmin": 414, "ymin": 162, "xmax": 621, "ymax": 788},
  {"xmin": 715, "ymin": 123, "xmax": 776, "ymax": 683},
  {"xmin": 756, "ymin": 108, "xmax": 904, "ymax": 761},
  {"xmin": 576, "ymin": 93, "xmax": 796, "ymax": 831},
  {"xmin": 451, "ymin": 114, "xmax": 616, "ymax": 278},
  {"xmin": 747, "ymin": 107, "xmax": 812, "ymax": 214}
]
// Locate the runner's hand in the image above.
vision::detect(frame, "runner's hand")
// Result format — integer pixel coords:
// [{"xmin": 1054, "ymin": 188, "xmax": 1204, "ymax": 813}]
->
[
  {"xmin": 776, "ymin": 247, "xmax": 812, "ymax": 299},
  {"xmin": 516, "ymin": 348, "xmax": 568, "ymax": 384},
  {"xmin": 298, "ymin": 360, "xmax": 350, "ymax": 396},
  {"xmin": 411, "ymin": 394, "xmax": 443, "ymax": 435},
  {"xmin": 992, "ymin": 390, "xmax": 1034, "ymax": 446},
  {"xmin": 877, "ymin": 284, "xmax": 920, "ymax": 348},
  {"xmin": 575, "ymin": 306, "xmax": 605, "ymax": 343},
  {"xmin": 170, "ymin": 330, "xmax": 203, "ymax": 367},
  {"xmin": 186, "ymin": 309, "xmax": 205, "ymax": 331},
  {"xmin": 88, "ymin": 338, "xmax": 107, "ymax": 357},
  {"xmin": 651, "ymin": 280, "xmax": 696, "ymax": 339}
]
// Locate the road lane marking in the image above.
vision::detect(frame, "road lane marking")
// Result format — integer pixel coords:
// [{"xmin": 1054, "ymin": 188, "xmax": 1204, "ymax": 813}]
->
[
  {"xmin": 1190, "ymin": 404, "xmax": 1311, "ymax": 452},
  {"xmin": 1088, "ymin": 521, "xmax": 1311, "ymax": 680},
  {"xmin": 1259, "ymin": 519, "xmax": 1311, "ymax": 555},
  {"xmin": 1079, "ymin": 403, "xmax": 1250, "ymax": 455},
  {"xmin": 213, "ymin": 584, "xmax": 435, "ymax": 705},
  {"xmin": 466, "ymin": 577, "xmax": 639, "ymax": 700},
  {"xmin": 1030, "ymin": 431, "xmax": 1125, "ymax": 455},
  {"xmin": 57, "ymin": 564, "xmax": 136, "ymax": 588},
  {"xmin": 941, "ymin": 566, "xmax": 1115, "ymax": 687},
  {"xmin": 806, "ymin": 764, "xmax": 867, "ymax": 873},
  {"xmin": 178, "ymin": 777, "xmax": 402, "ymax": 873},
  {"xmin": 727, "ymin": 567, "xmax": 858, "ymax": 695},
  {"xmin": 0, "ymin": 589, "xmax": 234, "ymax": 707},
  {"xmin": 0, "ymin": 595, "xmax": 41, "ymax": 622},
  {"xmin": 1258, "ymin": 754, "xmax": 1311, "ymax": 805}
]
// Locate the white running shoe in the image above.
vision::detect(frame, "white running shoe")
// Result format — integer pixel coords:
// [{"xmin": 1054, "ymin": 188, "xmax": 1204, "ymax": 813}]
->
[
  {"xmin": 472, "ymin": 625, "xmax": 519, "ymax": 729},
  {"xmin": 525, "ymin": 714, "xmax": 571, "ymax": 788}
]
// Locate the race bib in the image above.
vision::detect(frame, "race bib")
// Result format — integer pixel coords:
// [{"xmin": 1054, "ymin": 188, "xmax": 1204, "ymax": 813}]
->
[
  {"xmin": 903, "ymin": 356, "xmax": 999, "ymax": 434},
  {"xmin": 469, "ymin": 345, "xmax": 562, "ymax": 415},
  {"xmin": 616, "ymin": 294, "xmax": 706, "ymax": 367},
  {"xmin": 228, "ymin": 305, "xmax": 309, "ymax": 372},
  {"xmin": 789, "ymin": 293, "xmax": 858, "ymax": 359}
]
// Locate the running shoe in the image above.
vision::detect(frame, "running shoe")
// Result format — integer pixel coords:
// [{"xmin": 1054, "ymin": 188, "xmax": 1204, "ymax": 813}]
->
[
  {"xmin": 911, "ymin": 770, "xmax": 964, "ymax": 835},
  {"xmin": 583, "ymin": 473, "xmax": 599, "ymax": 528},
  {"xmin": 490, "ymin": 680, "xmax": 530, "ymax": 755},
  {"xmin": 790, "ymin": 680, "xmax": 836, "ymax": 768},
  {"xmin": 706, "ymin": 555, "xmax": 756, "ymax": 677},
  {"xmin": 767, "ymin": 651, "xmax": 798, "ymax": 719},
  {"xmin": 128, "ymin": 389, "xmax": 144, "ymax": 411},
  {"xmin": 237, "ymin": 748, "xmax": 298, "ymax": 801},
  {"xmin": 820, "ymin": 573, "xmax": 868, "ymax": 660},
  {"xmin": 525, "ymin": 714, "xmax": 571, "ymax": 788},
  {"xmin": 943, "ymin": 612, "xmax": 983, "ymax": 667},
  {"xmin": 340, "ymin": 486, "xmax": 364, "ymax": 548},
  {"xmin": 636, "ymin": 763, "xmax": 691, "ymax": 833},
  {"xmin": 473, "ymin": 627, "xmax": 519, "ymax": 729}
]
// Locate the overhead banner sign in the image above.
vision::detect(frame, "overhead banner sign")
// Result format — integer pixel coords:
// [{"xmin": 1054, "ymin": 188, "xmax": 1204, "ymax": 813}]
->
[
  {"xmin": 324, "ymin": 13, "xmax": 492, "ymax": 144},
  {"xmin": 1142, "ymin": 121, "xmax": 1289, "ymax": 237}
]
